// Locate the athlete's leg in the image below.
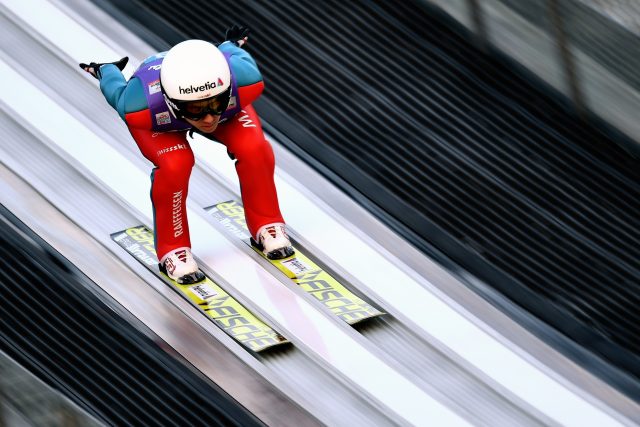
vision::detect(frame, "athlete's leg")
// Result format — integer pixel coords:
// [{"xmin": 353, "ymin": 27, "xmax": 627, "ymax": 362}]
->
[
  {"xmin": 127, "ymin": 125, "xmax": 194, "ymax": 261},
  {"xmin": 213, "ymin": 105, "xmax": 285, "ymax": 238}
]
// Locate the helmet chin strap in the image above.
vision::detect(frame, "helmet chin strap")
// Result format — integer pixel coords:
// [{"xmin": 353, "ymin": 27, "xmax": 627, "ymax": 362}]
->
[
  {"xmin": 160, "ymin": 75, "xmax": 181, "ymax": 119},
  {"xmin": 162, "ymin": 92, "xmax": 181, "ymax": 119}
]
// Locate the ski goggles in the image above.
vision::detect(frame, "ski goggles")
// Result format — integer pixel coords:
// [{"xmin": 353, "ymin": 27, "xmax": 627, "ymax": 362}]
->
[{"xmin": 176, "ymin": 87, "xmax": 231, "ymax": 120}]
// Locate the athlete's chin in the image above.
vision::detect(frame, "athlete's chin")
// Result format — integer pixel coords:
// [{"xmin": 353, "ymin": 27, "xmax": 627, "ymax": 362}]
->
[{"xmin": 197, "ymin": 124, "xmax": 217, "ymax": 133}]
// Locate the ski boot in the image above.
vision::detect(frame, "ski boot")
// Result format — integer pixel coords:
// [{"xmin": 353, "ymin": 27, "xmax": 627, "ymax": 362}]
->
[
  {"xmin": 159, "ymin": 247, "xmax": 205, "ymax": 284},
  {"xmin": 253, "ymin": 223, "xmax": 295, "ymax": 260}
]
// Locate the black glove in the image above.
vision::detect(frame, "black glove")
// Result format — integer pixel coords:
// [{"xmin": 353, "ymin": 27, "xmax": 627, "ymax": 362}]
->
[
  {"xmin": 79, "ymin": 56, "xmax": 129, "ymax": 80},
  {"xmin": 224, "ymin": 24, "xmax": 250, "ymax": 47}
]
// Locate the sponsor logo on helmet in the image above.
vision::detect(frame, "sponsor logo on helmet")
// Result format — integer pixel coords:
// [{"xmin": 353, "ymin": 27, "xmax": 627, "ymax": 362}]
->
[{"xmin": 179, "ymin": 80, "xmax": 222, "ymax": 95}]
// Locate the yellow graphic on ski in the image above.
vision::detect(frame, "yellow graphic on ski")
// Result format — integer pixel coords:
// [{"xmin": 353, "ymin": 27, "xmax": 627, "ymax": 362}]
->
[
  {"xmin": 111, "ymin": 225, "xmax": 289, "ymax": 352},
  {"xmin": 206, "ymin": 201, "xmax": 384, "ymax": 325}
]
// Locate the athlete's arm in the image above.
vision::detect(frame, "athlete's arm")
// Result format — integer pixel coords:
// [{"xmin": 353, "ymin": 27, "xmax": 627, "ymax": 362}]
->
[
  {"xmin": 218, "ymin": 41, "xmax": 264, "ymax": 106},
  {"xmin": 99, "ymin": 65, "xmax": 148, "ymax": 122}
]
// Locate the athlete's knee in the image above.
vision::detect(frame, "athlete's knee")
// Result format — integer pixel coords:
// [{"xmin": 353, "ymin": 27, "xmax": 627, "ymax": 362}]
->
[
  {"xmin": 232, "ymin": 137, "xmax": 274, "ymax": 165},
  {"xmin": 156, "ymin": 149, "xmax": 195, "ymax": 178}
]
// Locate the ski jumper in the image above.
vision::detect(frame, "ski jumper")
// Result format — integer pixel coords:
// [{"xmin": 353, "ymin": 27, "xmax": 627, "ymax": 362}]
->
[{"xmin": 98, "ymin": 42, "xmax": 285, "ymax": 261}]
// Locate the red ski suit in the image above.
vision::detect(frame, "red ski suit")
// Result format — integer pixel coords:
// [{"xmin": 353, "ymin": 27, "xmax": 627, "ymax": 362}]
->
[{"xmin": 98, "ymin": 42, "xmax": 285, "ymax": 261}]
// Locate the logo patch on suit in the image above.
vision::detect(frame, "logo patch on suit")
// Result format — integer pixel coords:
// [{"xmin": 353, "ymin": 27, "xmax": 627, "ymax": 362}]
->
[
  {"xmin": 156, "ymin": 111, "xmax": 171, "ymax": 125},
  {"xmin": 148, "ymin": 79, "xmax": 161, "ymax": 95}
]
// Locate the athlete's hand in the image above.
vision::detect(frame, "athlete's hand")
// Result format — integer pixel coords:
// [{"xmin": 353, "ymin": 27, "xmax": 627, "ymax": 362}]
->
[
  {"xmin": 79, "ymin": 56, "xmax": 129, "ymax": 79},
  {"xmin": 225, "ymin": 24, "xmax": 250, "ymax": 48}
]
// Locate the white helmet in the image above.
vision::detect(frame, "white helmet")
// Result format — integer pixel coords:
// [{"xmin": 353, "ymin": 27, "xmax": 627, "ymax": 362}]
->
[{"xmin": 160, "ymin": 40, "xmax": 231, "ymax": 119}]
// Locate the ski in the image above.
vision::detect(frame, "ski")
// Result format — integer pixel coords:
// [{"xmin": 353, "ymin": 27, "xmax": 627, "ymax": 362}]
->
[
  {"xmin": 206, "ymin": 201, "xmax": 384, "ymax": 325},
  {"xmin": 111, "ymin": 225, "xmax": 289, "ymax": 352}
]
